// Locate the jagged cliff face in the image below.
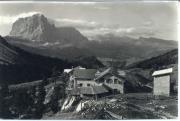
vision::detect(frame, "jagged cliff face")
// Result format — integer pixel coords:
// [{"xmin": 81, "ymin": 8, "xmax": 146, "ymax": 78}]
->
[
  {"xmin": 9, "ymin": 14, "xmax": 87, "ymax": 44},
  {"xmin": 10, "ymin": 14, "xmax": 54, "ymax": 42}
]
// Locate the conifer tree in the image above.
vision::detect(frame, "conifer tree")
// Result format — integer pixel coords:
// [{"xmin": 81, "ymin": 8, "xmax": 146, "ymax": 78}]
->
[{"xmin": 0, "ymin": 83, "xmax": 10, "ymax": 118}]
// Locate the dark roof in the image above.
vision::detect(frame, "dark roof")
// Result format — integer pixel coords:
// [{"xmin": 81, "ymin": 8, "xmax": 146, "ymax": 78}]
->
[
  {"xmin": 71, "ymin": 86, "xmax": 108, "ymax": 95},
  {"xmin": 73, "ymin": 69, "xmax": 97, "ymax": 79},
  {"xmin": 95, "ymin": 68, "xmax": 126, "ymax": 81},
  {"xmin": 95, "ymin": 68, "xmax": 111, "ymax": 80}
]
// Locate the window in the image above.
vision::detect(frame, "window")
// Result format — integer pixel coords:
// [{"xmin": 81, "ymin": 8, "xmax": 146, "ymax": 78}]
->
[
  {"xmin": 106, "ymin": 79, "xmax": 113, "ymax": 84},
  {"xmin": 87, "ymin": 83, "xmax": 91, "ymax": 87},
  {"xmin": 114, "ymin": 79, "xmax": 118, "ymax": 84},
  {"xmin": 79, "ymin": 83, "xmax": 83, "ymax": 87},
  {"xmin": 118, "ymin": 81, "xmax": 122, "ymax": 85}
]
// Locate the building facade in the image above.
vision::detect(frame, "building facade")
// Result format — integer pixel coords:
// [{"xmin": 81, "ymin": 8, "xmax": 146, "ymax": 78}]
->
[
  {"xmin": 95, "ymin": 68, "xmax": 125, "ymax": 94},
  {"xmin": 152, "ymin": 68, "xmax": 173, "ymax": 96}
]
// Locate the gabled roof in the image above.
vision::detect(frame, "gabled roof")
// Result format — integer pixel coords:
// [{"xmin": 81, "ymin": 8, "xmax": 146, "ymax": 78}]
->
[
  {"xmin": 152, "ymin": 68, "xmax": 173, "ymax": 76},
  {"xmin": 71, "ymin": 86, "xmax": 108, "ymax": 95},
  {"xmin": 73, "ymin": 69, "xmax": 97, "ymax": 79},
  {"xmin": 95, "ymin": 68, "xmax": 126, "ymax": 81},
  {"xmin": 95, "ymin": 68, "xmax": 111, "ymax": 80}
]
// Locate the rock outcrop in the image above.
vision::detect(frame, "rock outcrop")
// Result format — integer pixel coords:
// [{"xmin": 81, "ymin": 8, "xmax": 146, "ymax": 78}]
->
[{"xmin": 9, "ymin": 14, "xmax": 88, "ymax": 45}]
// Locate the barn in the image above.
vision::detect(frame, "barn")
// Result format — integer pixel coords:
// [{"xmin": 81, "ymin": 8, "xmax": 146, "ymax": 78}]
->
[{"xmin": 152, "ymin": 68, "xmax": 173, "ymax": 96}]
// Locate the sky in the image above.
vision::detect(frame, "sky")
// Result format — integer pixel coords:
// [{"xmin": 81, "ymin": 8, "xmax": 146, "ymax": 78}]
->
[{"xmin": 0, "ymin": 1, "xmax": 178, "ymax": 41}]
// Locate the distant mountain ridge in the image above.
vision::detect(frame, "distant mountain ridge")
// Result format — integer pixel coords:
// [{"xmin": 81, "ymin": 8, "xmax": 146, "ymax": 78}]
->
[{"xmin": 7, "ymin": 14, "xmax": 177, "ymax": 62}]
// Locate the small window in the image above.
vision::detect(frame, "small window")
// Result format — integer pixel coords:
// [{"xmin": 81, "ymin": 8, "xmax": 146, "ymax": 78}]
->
[
  {"xmin": 79, "ymin": 83, "xmax": 83, "ymax": 87},
  {"xmin": 87, "ymin": 83, "xmax": 91, "ymax": 87},
  {"xmin": 118, "ymin": 81, "xmax": 122, "ymax": 84},
  {"xmin": 114, "ymin": 79, "xmax": 118, "ymax": 84},
  {"xmin": 106, "ymin": 79, "xmax": 113, "ymax": 84}
]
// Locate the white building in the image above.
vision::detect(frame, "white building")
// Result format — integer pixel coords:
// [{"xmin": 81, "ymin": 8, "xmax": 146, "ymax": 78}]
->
[{"xmin": 152, "ymin": 68, "xmax": 173, "ymax": 96}]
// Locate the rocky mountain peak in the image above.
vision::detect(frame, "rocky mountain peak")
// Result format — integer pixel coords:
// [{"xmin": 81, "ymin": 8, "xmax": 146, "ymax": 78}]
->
[
  {"xmin": 9, "ymin": 14, "xmax": 88, "ymax": 44},
  {"xmin": 9, "ymin": 14, "xmax": 55, "ymax": 42}
]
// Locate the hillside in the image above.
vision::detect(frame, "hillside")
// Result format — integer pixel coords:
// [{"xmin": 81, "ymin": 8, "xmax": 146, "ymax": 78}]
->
[
  {"xmin": 0, "ymin": 36, "xmax": 103, "ymax": 85},
  {"xmin": 126, "ymin": 49, "xmax": 178, "ymax": 69},
  {"xmin": 7, "ymin": 14, "xmax": 177, "ymax": 62},
  {"xmin": 0, "ymin": 36, "xmax": 20, "ymax": 65},
  {"xmin": 0, "ymin": 36, "xmax": 74, "ymax": 84},
  {"xmin": 125, "ymin": 49, "xmax": 178, "ymax": 91}
]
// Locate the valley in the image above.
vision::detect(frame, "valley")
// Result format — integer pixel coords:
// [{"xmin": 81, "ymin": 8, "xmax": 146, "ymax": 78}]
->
[{"xmin": 0, "ymin": 13, "xmax": 178, "ymax": 119}]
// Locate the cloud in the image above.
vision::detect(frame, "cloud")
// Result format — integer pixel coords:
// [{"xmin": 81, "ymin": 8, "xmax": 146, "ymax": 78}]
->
[
  {"xmin": 78, "ymin": 25, "xmax": 158, "ymax": 40},
  {"xmin": 94, "ymin": 6, "xmax": 110, "ymax": 10},
  {"xmin": 0, "ymin": 11, "xmax": 41, "ymax": 24},
  {"xmin": 80, "ymin": 26, "xmax": 136, "ymax": 37},
  {"xmin": 55, "ymin": 18, "xmax": 137, "ymax": 37},
  {"xmin": 143, "ymin": 21, "xmax": 154, "ymax": 27},
  {"xmin": 55, "ymin": 18, "xmax": 99, "ymax": 30},
  {"xmin": 56, "ymin": 18, "xmax": 97, "ymax": 26},
  {"xmin": 115, "ymin": 27, "xmax": 135, "ymax": 33}
]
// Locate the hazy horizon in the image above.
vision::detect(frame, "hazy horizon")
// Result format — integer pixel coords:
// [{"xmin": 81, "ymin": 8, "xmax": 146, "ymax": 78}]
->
[{"xmin": 0, "ymin": 1, "xmax": 178, "ymax": 41}]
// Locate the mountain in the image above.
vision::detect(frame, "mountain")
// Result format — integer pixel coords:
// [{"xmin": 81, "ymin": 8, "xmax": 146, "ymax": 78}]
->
[
  {"xmin": 0, "ymin": 36, "xmax": 103, "ymax": 85},
  {"xmin": 87, "ymin": 35, "xmax": 177, "ymax": 59},
  {"xmin": 7, "ymin": 14, "xmax": 177, "ymax": 63},
  {"xmin": 10, "ymin": 14, "xmax": 55, "ymax": 42},
  {"xmin": 9, "ymin": 14, "xmax": 88, "ymax": 45},
  {"xmin": 8, "ymin": 14, "xmax": 92, "ymax": 60}
]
